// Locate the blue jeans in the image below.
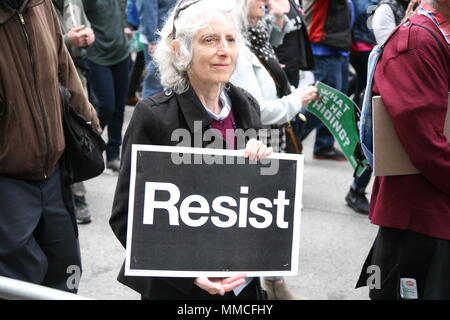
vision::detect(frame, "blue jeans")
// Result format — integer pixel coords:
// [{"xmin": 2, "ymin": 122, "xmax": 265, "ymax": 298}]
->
[
  {"xmin": 0, "ymin": 167, "xmax": 81, "ymax": 292},
  {"xmin": 87, "ymin": 56, "xmax": 131, "ymax": 162},
  {"xmin": 143, "ymin": 45, "xmax": 163, "ymax": 99},
  {"xmin": 301, "ymin": 55, "xmax": 350, "ymax": 153}
]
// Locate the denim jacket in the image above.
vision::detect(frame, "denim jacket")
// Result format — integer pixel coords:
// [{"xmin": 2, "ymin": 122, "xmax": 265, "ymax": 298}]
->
[
  {"xmin": 135, "ymin": 0, "xmax": 176, "ymax": 44},
  {"xmin": 359, "ymin": 44, "xmax": 383, "ymax": 168},
  {"xmin": 126, "ymin": 0, "xmax": 139, "ymax": 28},
  {"xmin": 352, "ymin": 0, "xmax": 379, "ymax": 45}
]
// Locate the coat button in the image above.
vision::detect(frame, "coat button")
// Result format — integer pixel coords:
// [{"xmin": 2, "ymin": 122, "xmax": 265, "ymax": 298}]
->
[{"xmin": 164, "ymin": 89, "xmax": 173, "ymax": 96}]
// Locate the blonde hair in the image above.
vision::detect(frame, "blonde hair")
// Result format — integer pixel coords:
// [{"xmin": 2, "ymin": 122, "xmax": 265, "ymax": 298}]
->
[
  {"xmin": 153, "ymin": 0, "xmax": 242, "ymax": 94},
  {"xmin": 235, "ymin": 0, "xmax": 253, "ymax": 31}
]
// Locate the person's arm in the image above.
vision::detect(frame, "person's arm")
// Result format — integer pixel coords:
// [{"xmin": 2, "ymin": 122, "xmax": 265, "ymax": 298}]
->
[
  {"xmin": 50, "ymin": 2, "xmax": 100, "ymax": 131},
  {"xmin": 266, "ymin": 0, "xmax": 290, "ymax": 28},
  {"xmin": 110, "ymin": 101, "xmax": 157, "ymax": 248},
  {"xmin": 372, "ymin": 4, "xmax": 396, "ymax": 44},
  {"xmin": 376, "ymin": 42, "xmax": 450, "ymax": 195},
  {"xmin": 136, "ymin": 0, "xmax": 158, "ymax": 43},
  {"xmin": 265, "ymin": 14, "xmax": 295, "ymax": 47},
  {"xmin": 231, "ymin": 48, "xmax": 305, "ymax": 125}
]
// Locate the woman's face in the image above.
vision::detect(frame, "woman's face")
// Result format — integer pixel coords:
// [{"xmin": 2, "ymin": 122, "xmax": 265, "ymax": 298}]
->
[
  {"xmin": 187, "ymin": 18, "xmax": 238, "ymax": 87},
  {"xmin": 248, "ymin": 0, "xmax": 266, "ymax": 20}
]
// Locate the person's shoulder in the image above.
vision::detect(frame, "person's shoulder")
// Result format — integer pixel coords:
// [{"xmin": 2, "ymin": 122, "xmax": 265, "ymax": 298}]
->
[
  {"xmin": 378, "ymin": 15, "xmax": 448, "ymax": 75},
  {"xmin": 130, "ymin": 90, "xmax": 176, "ymax": 124},
  {"xmin": 228, "ymin": 84, "xmax": 261, "ymax": 115},
  {"xmin": 374, "ymin": 3, "xmax": 395, "ymax": 19},
  {"xmin": 137, "ymin": 90, "xmax": 176, "ymax": 110},
  {"xmin": 409, "ymin": 15, "xmax": 447, "ymax": 47},
  {"xmin": 390, "ymin": 15, "xmax": 448, "ymax": 57},
  {"xmin": 229, "ymin": 84, "xmax": 258, "ymax": 102}
]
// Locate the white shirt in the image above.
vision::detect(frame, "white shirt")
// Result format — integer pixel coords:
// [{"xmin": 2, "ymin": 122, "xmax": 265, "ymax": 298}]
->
[
  {"xmin": 372, "ymin": 4, "xmax": 397, "ymax": 44},
  {"xmin": 202, "ymin": 90, "xmax": 232, "ymax": 120}
]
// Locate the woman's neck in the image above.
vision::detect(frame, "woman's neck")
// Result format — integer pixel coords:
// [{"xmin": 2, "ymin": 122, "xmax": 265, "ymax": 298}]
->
[
  {"xmin": 248, "ymin": 16, "xmax": 260, "ymax": 27},
  {"xmin": 190, "ymin": 79, "xmax": 223, "ymax": 115}
]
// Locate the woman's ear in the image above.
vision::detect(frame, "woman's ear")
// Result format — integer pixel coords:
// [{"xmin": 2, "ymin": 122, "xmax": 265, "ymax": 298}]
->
[{"xmin": 171, "ymin": 40, "xmax": 181, "ymax": 58}]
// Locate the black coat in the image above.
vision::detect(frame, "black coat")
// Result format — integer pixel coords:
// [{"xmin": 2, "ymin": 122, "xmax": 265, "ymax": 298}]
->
[{"xmin": 109, "ymin": 83, "xmax": 263, "ymax": 299}]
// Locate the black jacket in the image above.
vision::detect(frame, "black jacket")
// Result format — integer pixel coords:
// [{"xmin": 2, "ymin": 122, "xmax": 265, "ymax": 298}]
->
[
  {"xmin": 303, "ymin": 0, "xmax": 352, "ymax": 51},
  {"xmin": 109, "ymin": 83, "xmax": 263, "ymax": 299},
  {"xmin": 274, "ymin": 0, "xmax": 314, "ymax": 72}
]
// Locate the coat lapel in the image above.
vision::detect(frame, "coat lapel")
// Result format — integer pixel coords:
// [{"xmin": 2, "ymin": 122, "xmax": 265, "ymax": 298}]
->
[
  {"xmin": 226, "ymin": 84, "xmax": 262, "ymax": 131},
  {"xmin": 177, "ymin": 86, "xmax": 212, "ymax": 134}
]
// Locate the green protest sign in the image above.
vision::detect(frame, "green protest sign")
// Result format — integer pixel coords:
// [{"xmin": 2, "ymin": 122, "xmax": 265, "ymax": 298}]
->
[
  {"xmin": 306, "ymin": 81, "xmax": 368, "ymax": 176},
  {"xmin": 129, "ymin": 31, "xmax": 145, "ymax": 53}
]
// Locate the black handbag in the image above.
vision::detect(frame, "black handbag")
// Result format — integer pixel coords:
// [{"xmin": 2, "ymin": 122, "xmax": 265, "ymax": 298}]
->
[{"xmin": 60, "ymin": 85, "xmax": 106, "ymax": 183}]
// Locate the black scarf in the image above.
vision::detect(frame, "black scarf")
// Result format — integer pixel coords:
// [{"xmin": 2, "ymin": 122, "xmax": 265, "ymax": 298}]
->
[{"xmin": 247, "ymin": 21, "xmax": 291, "ymax": 98}]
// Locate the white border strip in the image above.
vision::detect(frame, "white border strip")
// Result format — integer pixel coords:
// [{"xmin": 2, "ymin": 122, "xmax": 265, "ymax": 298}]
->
[{"xmin": 125, "ymin": 144, "xmax": 304, "ymax": 277}]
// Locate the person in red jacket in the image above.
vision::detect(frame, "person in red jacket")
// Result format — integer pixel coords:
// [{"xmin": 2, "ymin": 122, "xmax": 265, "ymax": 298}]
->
[{"xmin": 356, "ymin": 0, "xmax": 450, "ymax": 300}]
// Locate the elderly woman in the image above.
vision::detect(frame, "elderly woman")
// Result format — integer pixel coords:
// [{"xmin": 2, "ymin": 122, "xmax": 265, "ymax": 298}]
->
[
  {"xmin": 110, "ymin": 0, "xmax": 273, "ymax": 300},
  {"xmin": 230, "ymin": 0, "xmax": 317, "ymax": 300}
]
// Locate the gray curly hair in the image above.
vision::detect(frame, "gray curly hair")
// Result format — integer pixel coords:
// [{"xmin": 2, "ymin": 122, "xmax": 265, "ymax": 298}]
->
[{"xmin": 153, "ymin": 0, "xmax": 243, "ymax": 94}]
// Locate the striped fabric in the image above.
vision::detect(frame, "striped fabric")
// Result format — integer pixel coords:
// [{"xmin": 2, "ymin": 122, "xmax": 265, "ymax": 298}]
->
[{"xmin": 419, "ymin": 1, "xmax": 450, "ymax": 45}]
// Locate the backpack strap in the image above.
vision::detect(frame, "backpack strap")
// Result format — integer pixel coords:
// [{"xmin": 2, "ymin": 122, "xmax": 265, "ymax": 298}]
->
[{"xmin": 412, "ymin": 22, "xmax": 447, "ymax": 52}]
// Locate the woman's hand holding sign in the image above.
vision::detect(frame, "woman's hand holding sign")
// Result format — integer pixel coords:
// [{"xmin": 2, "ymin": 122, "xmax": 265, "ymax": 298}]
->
[
  {"xmin": 243, "ymin": 138, "xmax": 273, "ymax": 161},
  {"xmin": 194, "ymin": 273, "xmax": 247, "ymax": 296},
  {"xmin": 299, "ymin": 85, "xmax": 319, "ymax": 108}
]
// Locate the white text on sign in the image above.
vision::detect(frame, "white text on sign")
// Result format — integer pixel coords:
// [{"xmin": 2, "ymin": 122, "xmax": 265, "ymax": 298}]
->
[{"xmin": 142, "ymin": 182, "xmax": 290, "ymax": 229}]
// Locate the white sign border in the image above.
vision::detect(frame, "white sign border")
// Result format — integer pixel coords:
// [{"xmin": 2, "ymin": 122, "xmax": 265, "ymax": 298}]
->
[{"xmin": 125, "ymin": 144, "xmax": 304, "ymax": 278}]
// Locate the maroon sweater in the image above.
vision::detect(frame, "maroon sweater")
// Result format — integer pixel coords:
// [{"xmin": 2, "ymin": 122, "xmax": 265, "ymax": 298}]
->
[
  {"xmin": 210, "ymin": 111, "xmax": 237, "ymax": 150},
  {"xmin": 370, "ymin": 14, "xmax": 450, "ymax": 240}
]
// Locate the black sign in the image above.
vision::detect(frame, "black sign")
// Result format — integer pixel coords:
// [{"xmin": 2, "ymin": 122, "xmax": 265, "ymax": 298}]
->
[{"xmin": 125, "ymin": 145, "xmax": 303, "ymax": 277}]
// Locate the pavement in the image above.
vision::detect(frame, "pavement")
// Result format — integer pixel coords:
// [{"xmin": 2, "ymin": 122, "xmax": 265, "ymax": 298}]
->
[{"xmin": 76, "ymin": 104, "xmax": 378, "ymax": 300}]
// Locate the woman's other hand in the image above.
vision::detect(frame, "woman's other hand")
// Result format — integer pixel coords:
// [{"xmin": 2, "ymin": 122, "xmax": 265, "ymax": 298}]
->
[
  {"xmin": 243, "ymin": 138, "xmax": 273, "ymax": 161},
  {"xmin": 194, "ymin": 273, "xmax": 247, "ymax": 295},
  {"xmin": 402, "ymin": 0, "xmax": 420, "ymax": 23},
  {"xmin": 266, "ymin": 0, "xmax": 290, "ymax": 17},
  {"xmin": 299, "ymin": 85, "xmax": 318, "ymax": 107}
]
